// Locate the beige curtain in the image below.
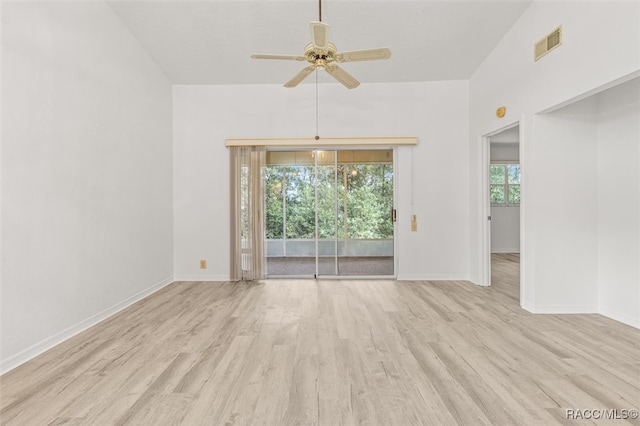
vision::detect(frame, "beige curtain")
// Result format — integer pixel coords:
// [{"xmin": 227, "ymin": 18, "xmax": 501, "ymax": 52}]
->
[{"xmin": 230, "ymin": 146, "xmax": 266, "ymax": 281}]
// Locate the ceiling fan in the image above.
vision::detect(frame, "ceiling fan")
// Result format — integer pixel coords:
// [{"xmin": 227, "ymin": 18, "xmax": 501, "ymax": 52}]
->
[{"xmin": 250, "ymin": 1, "xmax": 391, "ymax": 89}]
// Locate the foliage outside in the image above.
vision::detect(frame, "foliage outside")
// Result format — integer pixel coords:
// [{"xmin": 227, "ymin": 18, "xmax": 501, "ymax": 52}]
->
[
  {"xmin": 265, "ymin": 163, "xmax": 393, "ymax": 240},
  {"xmin": 490, "ymin": 164, "xmax": 520, "ymax": 205}
]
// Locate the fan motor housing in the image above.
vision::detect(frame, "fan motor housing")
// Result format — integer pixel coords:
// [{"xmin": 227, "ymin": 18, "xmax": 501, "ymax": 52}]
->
[{"xmin": 305, "ymin": 42, "xmax": 338, "ymax": 66}]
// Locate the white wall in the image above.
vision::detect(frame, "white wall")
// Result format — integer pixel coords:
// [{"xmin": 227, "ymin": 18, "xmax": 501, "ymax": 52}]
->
[
  {"xmin": 470, "ymin": 1, "xmax": 640, "ymax": 137},
  {"xmin": 173, "ymin": 81, "xmax": 470, "ymax": 281},
  {"xmin": 596, "ymin": 79, "xmax": 640, "ymax": 328},
  {"xmin": 469, "ymin": 0, "xmax": 640, "ymax": 321},
  {"xmin": 533, "ymin": 78, "xmax": 640, "ymax": 325},
  {"xmin": 490, "ymin": 143, "xmax": 520, "ymax": 253},
  {"xmin": 490, "ymin": 143, "xmax": 519, "ymax": 162},
  {"xmin": 532, "ymin": 101, "xmax": 599, "ymax": 312},
  {"xmin": 490, "ymin": 207, "xmax": 519, "ymax": 253},
  {"xmin": 1, "ymin": 2, "xmax": 174, "ymax": 372}
]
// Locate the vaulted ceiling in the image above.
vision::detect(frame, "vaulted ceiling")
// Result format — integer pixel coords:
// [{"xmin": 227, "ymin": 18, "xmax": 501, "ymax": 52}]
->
[{"xmin": 108, "ymin": 0, "xmax": 532, "ymax": 86}]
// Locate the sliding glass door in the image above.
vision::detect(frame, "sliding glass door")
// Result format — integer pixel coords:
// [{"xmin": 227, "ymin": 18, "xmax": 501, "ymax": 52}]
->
[
  {"xmin": 316, "ymin": 150, "xmax": 339, "ymax": 276},
  {"xmin": 265, "ymin": 149, "xmax": 394, "ymax": 278}
]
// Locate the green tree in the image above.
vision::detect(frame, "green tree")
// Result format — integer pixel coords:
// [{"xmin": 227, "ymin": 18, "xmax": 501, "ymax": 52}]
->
[
  {"xmin": 264, "ymin": 162, "xmax": 394, "ymax": 241},
  {"xmin": 265, "ymin": 167, "xmax": 284, "ymax": 239},
  {"xmin": 344, "ymin": 164, "xmax": 393, "ymax": 239}
]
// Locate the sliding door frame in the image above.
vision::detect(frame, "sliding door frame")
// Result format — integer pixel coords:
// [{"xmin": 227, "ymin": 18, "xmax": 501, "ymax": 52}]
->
[{"xmin": 265, "ymin": 146, "xmax": 398, "ymax": 279}]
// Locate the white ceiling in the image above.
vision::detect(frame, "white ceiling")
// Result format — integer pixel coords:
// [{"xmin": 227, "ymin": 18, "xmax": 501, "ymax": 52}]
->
[{"xmin": 108, "ymin": 0, "xmax": 532, "ymax": 86}]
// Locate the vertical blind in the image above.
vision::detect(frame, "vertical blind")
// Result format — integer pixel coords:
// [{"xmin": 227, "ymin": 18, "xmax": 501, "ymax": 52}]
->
[{"xmin": 230, "ymin": 146, "xmax": 266, "ymax": 281}]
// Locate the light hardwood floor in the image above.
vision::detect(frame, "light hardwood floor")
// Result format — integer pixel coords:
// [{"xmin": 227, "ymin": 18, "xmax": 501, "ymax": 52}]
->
[{"xmin": 1, "ymin": 254, "xmax": 639, "ymax": 425}]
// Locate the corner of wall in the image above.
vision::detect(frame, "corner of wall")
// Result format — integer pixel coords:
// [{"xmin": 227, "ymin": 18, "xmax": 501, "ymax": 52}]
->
[{"xmin": 0, "ymin": 276, "xmax": 174, "ymax": 375}]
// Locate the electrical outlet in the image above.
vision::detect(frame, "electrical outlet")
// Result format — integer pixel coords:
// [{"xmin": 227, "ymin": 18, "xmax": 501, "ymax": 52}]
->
[
  {"xmin": 411, "ymin": 215, "xmax": 418, "ymax": 232},
  {"xmin": 200, "ymin": 260, "xmax": 207, "ymax": 269}
]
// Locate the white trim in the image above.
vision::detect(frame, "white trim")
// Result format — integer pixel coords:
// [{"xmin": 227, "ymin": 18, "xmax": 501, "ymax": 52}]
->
[
  {"xmin": 393, "ymin": 147, "xmax": 399, "ymax": 278},
  {"xmin": 479, "ymin": 134, "xmax": 491, "ymax": 286},
  {"xmin": 538, "ymin": 69, "xmax": 640, "ymax": 114},
  {"xmin": 491, "ymin": 249, "xmax": 520, "ymax": 254},
  {"xmin": 396, "ymin": 274, "xmax": 470, "ymax": 281},
  {"xmin": 517, "ymin": 118, "xmax": 527, "ymax": 309},
  {"xmin": 521, "ymin": 304, "xmax": 598, "ymax": 314},
  {"xmin": 0, "ymin": 275, "xmax": 174, "ymax": 375},
  {"xmin": 225, "ymin": 136, "xmax": 418, "ymax": 147},
  {"xmin": 479, "ymin": 120, "xmax": 525, "ymax": 295},
  {"xmin": 598, "ymin": 307, "xmax": 640, "ymax": 329},
  {"xmin": 173, "ymin": 275, "xmax": 230, "ymax": 282}
]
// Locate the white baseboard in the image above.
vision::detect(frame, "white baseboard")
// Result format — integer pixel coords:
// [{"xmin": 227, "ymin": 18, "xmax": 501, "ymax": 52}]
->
[
  {"xmin": 521, "ymin": 304, "xmax": 639, "ymax": 329},
  {"xmin": 521, "ymin": 304, "xmax": 598, "ymax": 314},
  {"xmin": 0, "ymin": 275, "xmax": 174, "ymax": 375},
  {"xmin": 173, "ymin": 274, "xmax": 230, "ymax": 282},
  {"xmin": 598, "ymin": 306, "xmax": 640, "ymax": 329},
  {"xmin": 396, "ymin": 274, "xmax": 470, "ymax": 281},
  {"xmin": 521, "ymin": 302, "xmax": 535, "ymax": 313},
  {"xmin": 491, "ymin": 249, "xmax": 520, "ymax": 254}
]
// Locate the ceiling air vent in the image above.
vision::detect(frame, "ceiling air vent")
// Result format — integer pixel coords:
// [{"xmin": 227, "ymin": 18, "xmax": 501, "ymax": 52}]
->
[{"xmin": 534, "ymin": 25, "xmax": 562, "ymax": 61}]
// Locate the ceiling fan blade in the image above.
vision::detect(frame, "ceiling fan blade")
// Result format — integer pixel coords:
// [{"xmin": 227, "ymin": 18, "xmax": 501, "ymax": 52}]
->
[
  {"xmin": 310, "ymin": 21, "xmax": 330, "ymax": 52},
  {"xmin": 335, "ymin": 48, "xmax": 391, "ymax": 63},
  {"xmin": 284, "ymin": 66, "xmax": 316, "ymax": 88},
  {"xmin": 251, "ymin": 54, "xmax": 307, "ymax": 61},
  {"xmin": 325, "ymin": 64, "xmax": 360, "ymax": 89}
]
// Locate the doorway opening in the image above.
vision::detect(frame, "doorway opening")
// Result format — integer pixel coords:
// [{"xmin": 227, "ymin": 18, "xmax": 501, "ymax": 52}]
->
[
  {"xmin": 481, "ymin": 123, "xmax": 523, "ymax": 303},
  {"xmin": 265, "ymin": 148, "xmax": 395, "ymax": 278}
]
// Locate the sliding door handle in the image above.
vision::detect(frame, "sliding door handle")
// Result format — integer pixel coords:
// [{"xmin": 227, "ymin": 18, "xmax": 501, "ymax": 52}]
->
[{"xmin": 391, "ymin": 208, "xmax": 397, "ymax": 223}]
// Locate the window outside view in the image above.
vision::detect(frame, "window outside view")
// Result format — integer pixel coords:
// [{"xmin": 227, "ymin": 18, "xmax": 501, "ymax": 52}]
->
[
  {"xmin": 265, "ymin": 150, "xmax": 394, "ymax": 276},
  {"xmin": 490, "ymin": 164, "xmax": 520, "ymax": 205}
]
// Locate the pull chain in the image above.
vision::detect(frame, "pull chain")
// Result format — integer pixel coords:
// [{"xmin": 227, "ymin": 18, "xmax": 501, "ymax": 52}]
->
[{"xmin": 315, "ymin": 0, "xmax": 322, "ymax": 140}]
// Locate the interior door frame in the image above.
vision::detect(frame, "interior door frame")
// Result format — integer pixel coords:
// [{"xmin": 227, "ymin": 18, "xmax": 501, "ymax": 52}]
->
[{"xmin": 479, "ymin": 119, "xmax": 524, "ymax": 306}]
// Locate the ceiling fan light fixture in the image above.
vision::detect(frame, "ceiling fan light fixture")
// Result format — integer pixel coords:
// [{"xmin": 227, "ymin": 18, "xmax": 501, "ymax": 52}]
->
[{"xmin": 250, "ymin": 2, "xmax": 391, "ymax": 89}]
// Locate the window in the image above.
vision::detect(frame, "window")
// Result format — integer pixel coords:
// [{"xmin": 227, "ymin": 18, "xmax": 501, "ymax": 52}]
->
[
  {"xmin": 490, "ymin": 163, "xmax": 520, "ymax": 205},
  {"xmin": 264, "ymin": 162, "xmax": 394, "ymax": 240}
]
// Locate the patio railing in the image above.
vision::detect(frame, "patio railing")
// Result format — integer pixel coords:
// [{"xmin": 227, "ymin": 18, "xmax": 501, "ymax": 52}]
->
[{"xmin": 266, "ymin": 238, "xmax": 393, "ymax": 257}]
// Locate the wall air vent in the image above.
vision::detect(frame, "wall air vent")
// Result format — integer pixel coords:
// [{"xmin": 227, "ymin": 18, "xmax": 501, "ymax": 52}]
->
[{"xmin": 534, "ymin": 25, "xmax": 562, "ymax": 61}]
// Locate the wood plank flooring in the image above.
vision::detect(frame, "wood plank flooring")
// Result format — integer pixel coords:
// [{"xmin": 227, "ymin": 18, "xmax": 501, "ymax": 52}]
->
[{"xmin": 1, "ymin": 254, "xmax": 639, "ymax": 425}]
